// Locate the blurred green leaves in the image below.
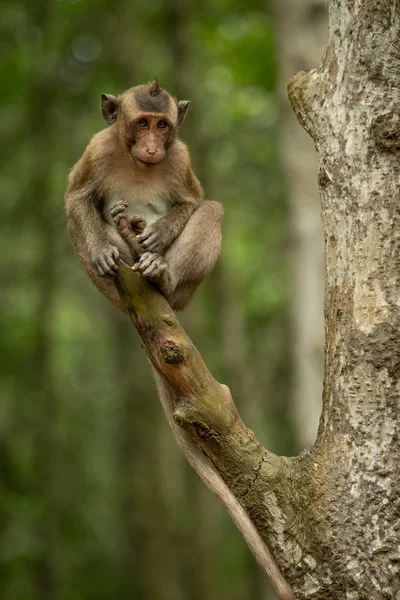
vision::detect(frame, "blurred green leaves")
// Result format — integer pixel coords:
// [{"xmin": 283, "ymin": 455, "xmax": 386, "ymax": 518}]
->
[{"xmin": 0, "ymin": 1, "xmax": 293, "ymax": 599}]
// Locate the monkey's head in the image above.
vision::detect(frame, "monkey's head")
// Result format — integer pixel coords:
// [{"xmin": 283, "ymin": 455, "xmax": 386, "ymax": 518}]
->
[{"xmin": 101, "ymin": 79, "xmax": 190, "ymax": 166}]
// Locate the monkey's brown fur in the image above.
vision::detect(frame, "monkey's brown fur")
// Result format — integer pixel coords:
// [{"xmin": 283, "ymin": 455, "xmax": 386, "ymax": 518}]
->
[{"xmin": 65, "ymin": 80, "xmax": 223, "ymax": 312}]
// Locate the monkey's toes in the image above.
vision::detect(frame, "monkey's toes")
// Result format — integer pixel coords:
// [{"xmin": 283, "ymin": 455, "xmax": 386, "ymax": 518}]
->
[
  {"xmin": 110, "ymin": 201, "xmax": 128, "ymax": 215},
  {"xmin": 137, "ymin": 252, "xmax": 167, "ymax": 280},
  {"xmin": 143, "ymin": 261, "xmax": 167, "ymax": 279},
  {"xmin": 131, "ymin": 215, "xmax": 147, "ymax": 234},
  {"xmin": 110, "ymin": 202, "xmax": 129, "ymax": 226}
]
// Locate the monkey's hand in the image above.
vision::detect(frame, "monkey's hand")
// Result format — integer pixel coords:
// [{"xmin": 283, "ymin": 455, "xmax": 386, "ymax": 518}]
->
[
  {"xmin": 134, "ymin": 252, "xmax": 170, "ymax": 286},
  {"xmin": 137, "ymin": 222, "xmax": 173, "ymax": 254},
  {"xmin": 92, "ymin": 245, "xmax": 120, "ymax": 277}
]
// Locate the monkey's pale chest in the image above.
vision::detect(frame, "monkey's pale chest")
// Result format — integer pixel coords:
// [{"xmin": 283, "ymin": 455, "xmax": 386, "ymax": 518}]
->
[{"xmin": 103, "ymin": 187, "xmax": 168, "ymax": 227}]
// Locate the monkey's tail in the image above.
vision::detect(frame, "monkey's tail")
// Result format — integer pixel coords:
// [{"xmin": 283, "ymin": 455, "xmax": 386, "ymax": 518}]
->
[{"xmin": 154, "ymin": 374, "xmax": 295, "ymax": 600}]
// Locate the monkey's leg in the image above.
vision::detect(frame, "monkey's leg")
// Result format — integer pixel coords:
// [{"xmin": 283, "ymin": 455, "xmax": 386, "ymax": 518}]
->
[
  {"xmin": 110, "ymin": 202, "xmax": 146, "ymax": 238},
  {"xmin": 110, "ymin": 202, "xmax": 147, "ymax": 262},
  {"xmin": 164, "ymin": 201, "xmax": 223, "ymax": 310},
  {"xmin": 135, "ymin": 201, "xmax": 222, "ymax": 309}
]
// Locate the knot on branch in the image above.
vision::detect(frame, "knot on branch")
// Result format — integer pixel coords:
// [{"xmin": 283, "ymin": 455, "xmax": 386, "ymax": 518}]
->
[
  {"xmin": 173, "ymin": 405, "xmax": 217, "ymax": 440},
  {"xmin": 162, "ymin": 316, "xmax": 176, "ymax": 327},
  {"xmin": 160, "ymin": 341, "xmax": 184, "ymax": 364},
  {"xmin": 287, "ymin": 70, "xmax": 311, "ymax": 124},
  {"xmin": 371, "ymin": 112, "xmax": 400, "ymax": 151},
  {"xmin": 318, "ymin": 161, "xmax": 332, "ymax": 188},
  {"xmin": 287, "ymin": 69, "xmax": 324, "ymax": 141}
]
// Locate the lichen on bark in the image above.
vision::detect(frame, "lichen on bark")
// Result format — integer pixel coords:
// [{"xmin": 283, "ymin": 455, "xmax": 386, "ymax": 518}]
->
[{"xmin": 288, "ymin": 0, "xmax": 400, "ymax": 596}]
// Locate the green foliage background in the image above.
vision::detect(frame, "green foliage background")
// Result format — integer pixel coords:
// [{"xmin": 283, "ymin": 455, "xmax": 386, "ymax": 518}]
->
[{"xmin": 0, "ymin": 0, "xmax": 296, "ymax": 598}]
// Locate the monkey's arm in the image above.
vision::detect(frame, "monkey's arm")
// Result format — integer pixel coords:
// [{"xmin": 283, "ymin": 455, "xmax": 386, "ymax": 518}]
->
[
  {"xmin": 65, "ymin": 161, "xmax": 120, "ymax": 277},
  {"xmin": 138, "ymin": 163, "xmax": 203, "ymax": 254},
  {"xmin": 138, "ymin": 198, "xmax": 199, "ymax": 254}
]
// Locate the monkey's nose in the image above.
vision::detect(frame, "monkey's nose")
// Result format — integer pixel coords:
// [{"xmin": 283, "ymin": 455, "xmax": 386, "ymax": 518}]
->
[{"xmin": 146, "ymin": 148, "xmax": 156, "ymax": 155}]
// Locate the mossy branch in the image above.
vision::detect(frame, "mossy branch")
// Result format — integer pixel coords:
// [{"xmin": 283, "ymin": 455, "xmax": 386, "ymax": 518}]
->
[
  {"xmin": 115, "ymin": 261, "xmax": 271, "ymax": 487},
  {"xmin": 114, "ymin": 262, "xmax": 302, "ymax": 582}
]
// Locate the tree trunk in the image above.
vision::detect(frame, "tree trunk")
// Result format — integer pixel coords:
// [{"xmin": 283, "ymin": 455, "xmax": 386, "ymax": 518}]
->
[
  {"xmin": 275, "ymin": 0, "xmax": 327, "ymax": 447},
  {"xmin": 112, "ymin": 1, "xmax": 400, "ymax": 597},
  {"xmin": 286, "ymin": 0, "xmax": 400, "ymax": 593}
]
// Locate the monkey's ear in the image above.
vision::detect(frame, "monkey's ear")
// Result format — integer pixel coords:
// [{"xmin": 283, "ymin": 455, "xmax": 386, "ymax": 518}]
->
[
  {"xmin": 177, "ymin": 100, "xmax": 191, "ymax": 126},
  {"xmin": 101, "ymin": 93, "xmax": 119, "ymax": 125}
]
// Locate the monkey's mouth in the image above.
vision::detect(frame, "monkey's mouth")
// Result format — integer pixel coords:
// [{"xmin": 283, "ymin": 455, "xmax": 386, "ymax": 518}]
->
[{"xmin": 133, "ymin": 155, "xmax": 164, "ymax": 166}]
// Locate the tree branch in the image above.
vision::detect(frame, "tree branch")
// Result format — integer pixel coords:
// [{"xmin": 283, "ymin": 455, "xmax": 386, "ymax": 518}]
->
[
  {"xmin": 287, "ymin": 68, "xmax": 325, "ymax": 142},
  {"xmin": 115, "ymin": 262, "xmax": 348, "ymax": 598},
  {"xmin": 115, "ymin": 261, "xmax": 282, "ymax": 508},
  {"xmin": 115, "ymin": 263, "xmax": 314, "ymax": 597}
]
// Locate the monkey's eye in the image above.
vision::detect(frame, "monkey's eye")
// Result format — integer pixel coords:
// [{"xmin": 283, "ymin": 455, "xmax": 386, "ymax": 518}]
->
[
  {"xmin": 138, "ymin": 118, "xmax": 148, "ymax": 128},
  {"xmin": 157, "ymin": 120, "xmax": 167, "ymax": 129}
]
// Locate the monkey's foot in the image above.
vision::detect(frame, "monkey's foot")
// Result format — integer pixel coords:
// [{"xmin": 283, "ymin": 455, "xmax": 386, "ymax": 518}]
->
[
  {"xmin": 110, "ymin": 204, "xmax": 146, "ymax": 261},
  {"xmin": 110, "ymin": 201, "xmax": 128, "ymax": 227},
  {"xmin": 134, "ymin": 252, "xmax": 170, "ymax": 285},
  {"xmin": 110, "ymin": 202, "xmax": 146, "ymax": 235},
  {"xmin": 130, "ymin": 215, "xmax": 147, "ymax": 235},
  {"xmin": 110, "ymin": 202, "xmax": 132, "ymax": 241}
]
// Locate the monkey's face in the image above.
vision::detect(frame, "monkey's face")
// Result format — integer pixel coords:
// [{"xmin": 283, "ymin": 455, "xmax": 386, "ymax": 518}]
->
[
  {"xmin": 101, "ymin": 81, "xmax": 191, "ymax": 166},
  {"xmin": 127, "ymin": 113, "xmax": 175, "ymax": 165}
]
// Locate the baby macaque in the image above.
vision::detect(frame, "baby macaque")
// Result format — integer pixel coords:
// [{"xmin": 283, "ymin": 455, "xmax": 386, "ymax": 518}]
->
[{"xmin": 65, "ymin": 79, "xmax": 223, "ymax": 312}]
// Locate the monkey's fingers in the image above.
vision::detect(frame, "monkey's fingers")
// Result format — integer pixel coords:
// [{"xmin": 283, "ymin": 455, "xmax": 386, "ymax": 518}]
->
[
  {"xmin": 108, "ymin": 259, "xmax": 120, "ymax": 274},
  {"xmin": 93, "ymin": 246, "xmax": 120, "ymax": 277},
  {"xmin": 138, "ymin": 228, "xmax": 162, "ymax": 253},
  {"xmin": 96, "ymin": 262, "xmax": 106, "ymax": 276},
  {"xmin": 143, "ymin": 239, "xmax": 163, "ymax": 253},
  {"xmin": 97, "ymin": 258, "xmax": 116, "ymax": 276},
  {"xmin": 103, "ymin": 254, "xmax": 119, "ymax": 275},
  {"xmin": 111, "ymin": 247, "xmax": 120, "ymax": 261}
]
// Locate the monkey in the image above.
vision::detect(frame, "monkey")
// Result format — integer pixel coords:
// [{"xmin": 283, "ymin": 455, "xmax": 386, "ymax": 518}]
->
[
  {"xmin": 65, "ymin": 78, "xmax": 223, "ymax": 313},
  {"xmin": 64, "ymin": 80, "xmax": 293, "ymax": 599}
]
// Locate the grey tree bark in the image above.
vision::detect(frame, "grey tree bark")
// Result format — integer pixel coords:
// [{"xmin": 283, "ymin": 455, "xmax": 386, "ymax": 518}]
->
[
  {"xmin": 283, "ymin": 0, "xmax": 400, "ymax": 595},
  {"xmin": 113, "ymin": 1, "xmax": 400, "ymax": 598},
  {"xmin": 276, "ymin": 0, "xmax": 327, "ymax": 447}
]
